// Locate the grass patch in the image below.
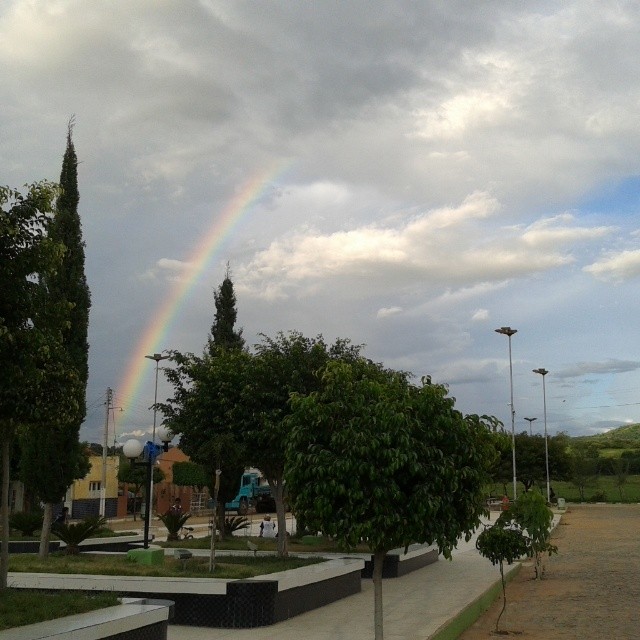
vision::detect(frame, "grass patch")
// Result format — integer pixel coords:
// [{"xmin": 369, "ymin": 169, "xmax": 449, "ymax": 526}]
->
[
  {"xmin": 161, "ymin": 534, "xmax": 372, "ymax": 553},
  {"xmin": 9, "ymin": 552, "xmax": 323, "ymax": 579},
  {"xmin": 9, "ymin": 529, "xmax": 138, "ymax": 541},
  {"xmin": 0, "ymin": 589, "xmax": 119, "ymax": 631},
  {"xmin": 488, "ymin": 475, "xmax": 640, "ymax": 503},
  {"xmin": 551, "ymin": 476, "xmax": 640, "ymax": 503}
]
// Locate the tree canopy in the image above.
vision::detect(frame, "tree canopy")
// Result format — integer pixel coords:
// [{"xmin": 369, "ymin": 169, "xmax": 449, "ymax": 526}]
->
[
  {"xmin": 493, "ymin": 431, "xmax": 572, "ymax": 493},
  {"xmin": 0, "ymin": 181, "xmax": 66, "ymax": 588},
  {"xmin": 22, "ymin": 123, "xmax": 92, "ymax": 557},
  {"xmin": 285, "ymin": 359, "xmax": 496, "ymax": 639},
  {"xmin": 206, "ymin": 265, "xmax": 244, "ymax": 353}
]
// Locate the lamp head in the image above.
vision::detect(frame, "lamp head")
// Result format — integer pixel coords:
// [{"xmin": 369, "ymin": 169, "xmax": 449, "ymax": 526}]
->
[
  {"xmin": 533, "ymin": 368, "xmax": 549, "ymax": 376},
  {"xmin": 495, "ymin": 326, "xmax": 517, "ymax": 337},
  {"xmin": 145, "ymin": 352, "xmax": 170, "ymax": 363},
  {"xmin": 156, "ymin": 425, "xmax": 174, "ymax": 451},
  {"xmin": 123, "ymin": 438, "xmax": 144, "ymax": 460}
]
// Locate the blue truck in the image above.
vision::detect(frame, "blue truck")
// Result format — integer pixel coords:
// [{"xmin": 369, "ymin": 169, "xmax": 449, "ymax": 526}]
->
[{"xmin": 225, "ymin": 470, "xmax": 275, "ymax": 515}]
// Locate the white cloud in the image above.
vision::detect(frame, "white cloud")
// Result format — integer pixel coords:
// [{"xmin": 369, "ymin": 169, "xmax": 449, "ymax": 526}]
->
[
  {"xmin": 584, "ymin": 249, "xmax": 640, "ymax": 282},
  {"xmin": 377, "ymin": 307, "xmax": 403, "ymax": 319},
  {"xmin": 238, "ymin": 190, "xmax": 612, "ymax": 300},
  {"xmin": 471, "ymin": 309, "xmax": 489, "ymax": 322},
  {"xmin": 138, "ymin": 258, "xmax": 194, "ymax": 282}
]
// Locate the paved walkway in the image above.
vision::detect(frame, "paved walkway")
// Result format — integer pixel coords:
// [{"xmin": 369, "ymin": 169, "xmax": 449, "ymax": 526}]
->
[
  {"xmin": 164, "ymin": 512, "xmax": 543, "ymax": 640},
  {"xmin": 106, "ymin": 511, "xmax": 556, "ymax": 639}
]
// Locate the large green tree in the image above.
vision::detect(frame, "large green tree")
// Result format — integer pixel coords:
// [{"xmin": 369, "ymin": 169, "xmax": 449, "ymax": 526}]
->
[
  {"xmin": 568, "ymin": 441, "xmax": 600, "ymax": 500},
  {"xmin": 161, "ymin": 331, "xmax": 362, "ymax": 554},
  {"xmin": 206, "ymin": 265, "xmax": 244, "ymax": 354},
  {"xmin": 242, "ymin": 331, "xmax": 362, "ymax": 556},
  {"xmin": 161, "ymin": 349, "xmax": 251, "ymax": 538},
  {"xmin": 495, "ymin": 432, "xmax": 572, "ymax": 494},
  {"xmin": 285, "ymin": 360, "xmax": 496, "ymax": 640},
  {"xmin": 0, "ymin": 182, "xmax": 66, "ymax": 589},
  {"xmin": 21, "ymin": 122, "xmax": 92, "ymax": 556}
]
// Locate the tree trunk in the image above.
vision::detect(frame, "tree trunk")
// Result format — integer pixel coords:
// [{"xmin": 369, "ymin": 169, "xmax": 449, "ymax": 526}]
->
[
  {"xmin": 38, "ymin": 503, "xmax": 53, "ymax": 558},
  {"xmin": 209, "ymin": 469, "xmax": 221, "ymax": 573},
  {"xmin": 373, "ymin": 549, "xmax": 386, "ymax": 640},
  {"xmin": 270, "ymin": 479, "xmax": 288, "ymax": 557},
  {"xmin": 217, "ymin": 500, "xmax": 226, "ymax": 540},
  {"xmin": 1, "ymin": 438, "xmax": 11, "ymax": 590}
]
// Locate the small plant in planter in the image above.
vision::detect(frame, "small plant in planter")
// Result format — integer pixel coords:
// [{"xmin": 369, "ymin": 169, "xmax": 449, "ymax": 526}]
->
[
  {"xmin": 51, "ymin": 516, "xmax": 108, "ymax": 555},
  {"xmin": 157, "ymin": 511, "xmax": 191, "ymax": 541},
  {"xmin": 476, "ymin": 522, "xmax": 529, "ymax": 634},
  {"xmin": 9, "ymin": 511, "xmax": 43, "ymax": 537}
]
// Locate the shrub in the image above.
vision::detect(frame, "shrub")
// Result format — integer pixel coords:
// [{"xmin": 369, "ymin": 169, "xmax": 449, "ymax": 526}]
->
[
  {"xmin": 51, "ymin": 516, "xmax": 108, "ymax": 554},
  {"xmin": 9, "ymin": 511, "xmax": 43, "ymax": 537},
  {"xmin": 157, "ymin": 511, "xmax": 191, "ymax": 541},
  {"xmin": 224, "ymin": 516, "xmax": 249, "ymax": 536},
  {"xmin": 590, "ymin": 490, "xmax": 607, "ymax": 502},
  {"xmin": 498, "ymin": 489, "xmax": 557, "ymax": 579}
]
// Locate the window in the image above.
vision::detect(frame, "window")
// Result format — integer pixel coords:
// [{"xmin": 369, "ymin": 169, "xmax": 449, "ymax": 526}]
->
[{"xmin": 89, "ymin": 481, "xmax": 101, "ymax": 492}]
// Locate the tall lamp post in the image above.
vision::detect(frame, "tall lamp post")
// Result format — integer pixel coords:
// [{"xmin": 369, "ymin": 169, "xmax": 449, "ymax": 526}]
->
[
  {"xmin": 524, "ymin": 416, "xmax": 537, "ymax": 435},
  {"xmin": 123, "ymin": 427, "xmax": 173, "ymax": 548},
  {"xmin": 533, "ymin": 368, "xmax": 550, "ymax": 503},
  {"xmin": 145, "ymin": 353, "xmax": 169, "ymax": 526},
  {"xmin": 495, "ymin": 326, "xmax": 518, "ymax": 500}
]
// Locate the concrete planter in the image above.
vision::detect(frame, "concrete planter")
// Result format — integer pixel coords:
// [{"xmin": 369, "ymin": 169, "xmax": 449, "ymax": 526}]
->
[
  {"xmin": 8, "ymin": 541, "xmax": 61, "ymax": 554},
  {"xmin": 8, "ymin": 556, "xmax": 364, "ymax": 628},
  {"xmin": 360, "ymin": 543, "xmax": 438, "ymax": 578},
  {"xmin": 0, "ymin": 597, "xmax": 173, "ymax": 640}
]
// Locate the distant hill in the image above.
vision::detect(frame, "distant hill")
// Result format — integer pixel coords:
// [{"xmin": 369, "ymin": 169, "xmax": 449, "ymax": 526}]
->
[{"xmin": 575, "ymin": 423, "xmax": 640, "ymax": 445}]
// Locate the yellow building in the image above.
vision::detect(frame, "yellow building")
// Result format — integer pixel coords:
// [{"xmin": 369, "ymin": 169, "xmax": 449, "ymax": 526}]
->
[{"xmin": 66, "ymin": 454, "xmax": 122, "ymax": 519}]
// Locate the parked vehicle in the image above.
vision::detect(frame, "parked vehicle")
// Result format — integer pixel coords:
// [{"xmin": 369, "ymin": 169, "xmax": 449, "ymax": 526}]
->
[{"xmin": 225, "ymin": 470, "xmax": 275, "ymax": 515}]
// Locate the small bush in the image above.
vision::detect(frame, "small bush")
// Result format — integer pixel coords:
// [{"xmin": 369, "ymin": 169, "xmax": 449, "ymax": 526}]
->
[
  {"xmin": 52, "ymin": 516, "xmax": 108, "ymax": 554},
  {"xmin": 224, "ymin": 516, "xmax": 249, "ymax": 535},
  {"xmin": 590, "ymin": 490, "xmax": 607, "ymax": 502},
  {"xmin": 9, "ymin": 511, "xmax": 43, "ymax": 537},
  {"xmin": 157, "ymin": 511, "xmax": 191, "ymax": 541}
]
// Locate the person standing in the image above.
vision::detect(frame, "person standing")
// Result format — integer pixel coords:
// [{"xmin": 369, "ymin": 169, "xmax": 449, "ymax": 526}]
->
[{"xmin": 259, "ymin": 514, "xmax": 276, "ymax": 538}]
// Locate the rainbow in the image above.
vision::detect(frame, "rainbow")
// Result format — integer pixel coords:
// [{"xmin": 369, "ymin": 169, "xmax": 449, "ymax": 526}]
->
[{"xmin": 117, "ymin": 163, "xmax": 286, "ymax": 429}]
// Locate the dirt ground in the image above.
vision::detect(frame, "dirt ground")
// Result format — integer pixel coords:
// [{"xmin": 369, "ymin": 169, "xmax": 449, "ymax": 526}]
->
[{"xmin": 459, "ymin": 504, "xmax": 640, "ymax": 639}]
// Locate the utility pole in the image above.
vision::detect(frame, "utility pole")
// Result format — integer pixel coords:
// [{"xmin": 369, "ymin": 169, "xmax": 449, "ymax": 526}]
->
[{"xmin": 99, "ymin": 388, "xmax": 112, "ymax": 518}]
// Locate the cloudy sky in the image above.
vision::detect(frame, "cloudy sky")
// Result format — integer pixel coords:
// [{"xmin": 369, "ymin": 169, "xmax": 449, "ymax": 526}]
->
[{"xmin": 3, "ymin": 1, "xmax": 640, "ymax": 445}]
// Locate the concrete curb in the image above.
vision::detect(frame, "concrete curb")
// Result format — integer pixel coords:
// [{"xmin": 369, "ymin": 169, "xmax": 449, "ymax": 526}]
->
[{"xmin": 428, "ymin": 562, "xmax": 522, "ymax": 640}]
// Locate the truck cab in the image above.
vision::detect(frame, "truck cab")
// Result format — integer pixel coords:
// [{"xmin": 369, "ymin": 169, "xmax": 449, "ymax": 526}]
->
[{"xmin": 225, "ymin": 470, "xmax": 275, "ymax": 515}]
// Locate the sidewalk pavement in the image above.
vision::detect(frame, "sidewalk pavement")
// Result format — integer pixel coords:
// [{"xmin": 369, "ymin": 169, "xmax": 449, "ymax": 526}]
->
[
  {"xmin": 167, "ymin": 546, "xmax": 512, "ymax": 640},
  {"xmin": 108, "ymin": 511, "xmax": 559, "ymax": 639}
]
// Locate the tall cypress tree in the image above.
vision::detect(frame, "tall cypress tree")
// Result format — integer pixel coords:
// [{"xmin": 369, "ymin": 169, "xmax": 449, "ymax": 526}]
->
[
  {"xmin": 21, "ymin": 119, "xmax": 92, "ymax": 556},
  {"xmin": 49, "ymin": 117, "xmax": 91, "ymax": 402},
  {"xmin": 206, "ymin": 264, "xmax": 244, "ymax": 354}
]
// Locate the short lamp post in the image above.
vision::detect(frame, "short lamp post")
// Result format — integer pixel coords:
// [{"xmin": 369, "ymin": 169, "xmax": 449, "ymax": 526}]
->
[
  {"xmin": 533, "ymin": 368, "xmax": 550, "ymax": 504},
  {"xmin": 123, "ymin": 427, "xmax": 173, "ymax": 548},
  {"xmin": 495, "ymin": 326, "xmax": 518, "ymax": 500}
]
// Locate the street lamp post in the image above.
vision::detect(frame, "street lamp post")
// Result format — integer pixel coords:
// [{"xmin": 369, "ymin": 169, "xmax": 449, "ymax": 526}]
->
[
  {"xmin": 145, "ymin": 353, "xmax": 169, "ymax": 528},
  {"xmin": 524, "ymin": 416, "xmax": 537, "ymax": 435},
  {"xmin": 533, "ymin": 368, "xmax": 550, "ymax": 504},
  {"xmin": 145, "ymin": 353, "xmax": 170, "ymax": 444},
  {"xmin": 123, "ymin": 429, "xmax": 172, "ymax": 548},
  {"xmin": 495, "ymin": 326, "xmax": 518, "ymax": 500}
]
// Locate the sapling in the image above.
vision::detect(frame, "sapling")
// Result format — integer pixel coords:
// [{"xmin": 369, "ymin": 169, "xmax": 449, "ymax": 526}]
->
[
  {"xmin": 476, "ymin": 523, "xmax": 528, "ymax": 634},
  {"xmin": 499, "ymin": 489, "xmax": 557, "ymax": 579}
]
